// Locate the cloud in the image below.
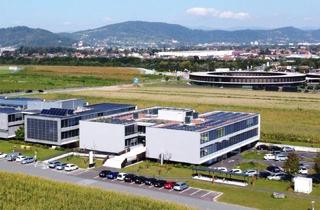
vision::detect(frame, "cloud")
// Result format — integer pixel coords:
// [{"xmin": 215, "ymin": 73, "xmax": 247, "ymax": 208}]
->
[
  {"xmin": 63, "ymin": 21, "xmax": 72, "ymax": 26},
  {"xmin": 186, "ymin": 7, "xmax": 250, "ymax": 20}
]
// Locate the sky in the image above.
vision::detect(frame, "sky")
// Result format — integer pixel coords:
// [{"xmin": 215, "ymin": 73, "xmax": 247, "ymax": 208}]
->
[{"xmin": 1, "ymin": 0, "xmax": 320, "ymax": 32}]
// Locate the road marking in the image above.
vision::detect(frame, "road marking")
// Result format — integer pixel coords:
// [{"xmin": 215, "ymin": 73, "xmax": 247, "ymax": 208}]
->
[
  {"xmin": 169, "ymin": 189, "xmax": 174, "ymax": 192},
  {"xmin": 213, "ymin": 192, "xmax": 223, "ymax": 201},
  {"xmin": 130, "ymin": 182, "xmax": 135, "ymax": 185},
  {"xmin": 139, "ymin": 184, "xmax": 144, "ymax": 187},
  {"xmin": 190, "ymin": 189, "xmax": 201, "ymax": 196},
  {"xmin": 179, "ymin": 188, "xmax": 192, "ymax": 194},
  {"xmin": 148, "ymin": 186, "xmax": 153, "ymax": 188},
  {"xmin": 93, "ymin": 176, "xmax": 100, "ymax": 179},
  {"xmin": 201, "ymin": 191, "xmax": 212, "ymax": 198},
  {"xmin": 159, "ymin": 187, "xmax": 163, "ymax": 190}
]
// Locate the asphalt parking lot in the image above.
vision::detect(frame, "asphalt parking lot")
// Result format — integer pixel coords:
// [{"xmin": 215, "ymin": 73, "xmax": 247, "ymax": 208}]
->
[{"xmin": 77, "ymin": 168, "xmax": 222, "ymax": 202}]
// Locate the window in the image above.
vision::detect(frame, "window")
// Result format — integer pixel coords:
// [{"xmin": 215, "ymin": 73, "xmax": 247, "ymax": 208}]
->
[
  {"xmin": 27, "ymin": 118, "xmax": 58, "ymax": 142},
  {"xmin": 200, "ymin": 132, "xmax": 209, "ymax": 144},
  {"xmin": 125, "ymin": 125, "xmax": 137, "ymax": 136},
  {"xmin": 61, "ymin": 129, "xmax": 79, "ymax": 139}
]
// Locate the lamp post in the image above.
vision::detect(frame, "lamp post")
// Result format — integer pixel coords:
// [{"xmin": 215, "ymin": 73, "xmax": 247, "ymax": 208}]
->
[{"xmin": 312, "ymin": 200, "xmax": 315, "ymax": 210}]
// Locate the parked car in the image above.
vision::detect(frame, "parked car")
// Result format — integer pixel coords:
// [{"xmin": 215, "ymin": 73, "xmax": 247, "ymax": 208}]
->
[
  {"xmin": 164, "ymin": 181, "xmax": 176, "ymax": 190},
  {"xmin": 56, "ymin": 163, "xmax": 67, "ymax": 170},
  {"xmin": 145, "ymin": 178, "xmax": 158, "ymax": 186},
  {"xmin": 299, "ymin": 167, "xmax": 308, "ymax": 175},
  {"xmin": 282, "ymin": 146, "xmax": 295, "ymax": 153},
  {"xmin": 64, "ymin": 164, "xmax": 78, "ymax": 172},
  {"xmin": 259, "ymin": 171, "xmax": 272, "ymax": 178},
  {"xmin": 99, "ymin": 170, "xmax": 111, "ymax": 178},
  {"xmin": 256, "ymin": 144, "xmax": 269, "ymax": 151},
  {"xmin": 21, "ymin": 157, "xmax": 36, "ymax": 164},
  {"xmin": 16, "ymin": 155, "xmax": 27, "ymax": 162},
  {"xmin": 229, "ymin": 168, "xmax": 242, "ymax": 174},
  {"xmin": 116, "ymin": 173, "xmax": 127, "ymax": 181},
  {"xmin": 267, "ymin": 173, "xmax": 290, "ymax": 181},
  {"xmin": 173, "ymin": 182, "xmax": 189, "ymax": 191},
  {"xmin": 266, "ymin": 165, "xmax": 283, "ymax": 173},
  {"xmin": 48, "ymin": 161, "xmax": 61, "ymax": 169},
  {"xmin": 264, "ymin": 153, "xmax": 276, "ymax": 160},
  {"xmin": 275, "ymin": 154, "xmax": 288, "ymax": 161},
  {"xmin": 124, "ymin": 174, "xmax": 137, "ymax": 183},
  {"xmin": 215, "ymin": 167, "xmax": 228, "ymax": 172},
  {"xmin": 244, "ymin": 169, "xmax": 258, "ymax": 176},
  {"xmin": 6, "ymin": 152, "xmax": 21, "ymax": 161},
  {"xmin": 134, "ymin": 176, "xmax": 147, "ymax": 184},
  {"xmin": 0, "ymin": 152, "xmax": 7, "ymax": 159},
  {"xmin": 269, "ymin": 145, "xmax": 282, "ymax": 152},
  {"xmin": 107, "ymin": 171, "xmax": 119, "ymax": 179},
  {"xmin": 154, "ymin": 180, "xmax": 166, "ymax": 188}
]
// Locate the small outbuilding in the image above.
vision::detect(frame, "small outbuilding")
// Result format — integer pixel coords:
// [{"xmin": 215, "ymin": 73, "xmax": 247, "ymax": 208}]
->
[{"xmin": 293, "ymin": 176, "xmax": 312, "ymax": 194}]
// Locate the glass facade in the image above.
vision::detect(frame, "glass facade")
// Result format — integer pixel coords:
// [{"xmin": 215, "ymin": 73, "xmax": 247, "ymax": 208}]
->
[
  {"xmin": 61, "ymin": 129, "xmax": 79, "ymax": 139},
  {"xmin": 200, "ymin": 116, "xmax": 258, "ymax": 144},
  {"xmin": 200, "ymin": 128, "xmax": 258, "ymax": 158},
  {"xmin": 8, "ymin": 113, "xmax": 23, "ymax": 122},
  {"xmin": 27, "ymin": 118, "xmax": 58, "ymax": 142}
]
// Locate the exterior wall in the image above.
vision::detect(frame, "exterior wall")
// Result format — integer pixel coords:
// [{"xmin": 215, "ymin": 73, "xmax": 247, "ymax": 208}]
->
[
  {"xmin": 79, "ymin": 121, "xmax": 125, "ymax": 154},
  {"xmin": 0, "ymin": 113, "xmax": 24, "ymax": 139},
  {"xmin": 0, "ymin": 113, "xmax": 8, "ymax": 130},
  {"xmin": 146, "ymin": 127, "xmax": 200, "ymax": 164},
  {"xmin": 27, "ymin": 99, "xmax": 85, "ymax": 110},
  {"xmin": 158, "ymin": 109, "xmax": 187, "ymax": 122}
]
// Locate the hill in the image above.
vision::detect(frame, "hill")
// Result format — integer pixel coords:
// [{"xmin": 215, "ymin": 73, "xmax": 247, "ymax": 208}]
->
[{"xmin": 0, "ymin": 26, "xmax": 75, "ymax": 47}]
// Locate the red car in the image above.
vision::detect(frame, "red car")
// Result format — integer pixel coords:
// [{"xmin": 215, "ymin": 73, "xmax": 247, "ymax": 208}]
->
[{"xmin": 164, "ymin": 181, "xmax": 176, "ymax": 190}]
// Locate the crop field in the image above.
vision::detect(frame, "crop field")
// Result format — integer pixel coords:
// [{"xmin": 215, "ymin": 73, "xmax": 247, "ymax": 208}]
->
[
  {"xmin": 0, "ymin": 65, "xmax": 157, "ymax": 93},
  {"xmin": 0, "ymin": 171, "xmax": 191, "ymax": 210},
  {"xmin": 38, "ymin": 83, "xmax": 320, "ymax": 146}
]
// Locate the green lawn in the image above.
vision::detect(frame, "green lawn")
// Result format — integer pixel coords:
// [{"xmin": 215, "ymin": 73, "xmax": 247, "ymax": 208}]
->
[
  {"xmin": 237, "ymin": 161, "xmax": 267, "ymax": 170},
  {"xmin": 122, "ymin": 161, "xmax": 320, "ymax": 210},
  {"xmin": 0, "ymin": 140, "xmax": 66, "ymax": 160},
  {"xmin": 59, "ymin": 155, "xmax": 104, "ymax": 168},
  {"xmin": 0, "ymin": 171, "xmax": 191, "ymax": 210},
  {"xmin": 241, "ymin": 150, "xmax": 266, "ymax": 160}
]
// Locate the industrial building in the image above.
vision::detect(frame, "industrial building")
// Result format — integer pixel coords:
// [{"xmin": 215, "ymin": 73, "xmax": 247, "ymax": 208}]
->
[
  {"xmin": 25, "ymin": 102, "xmax": 136, "ymax": 146},
  {"xmin": 80, "ymin": 107, "xmax": 260, "ymax": 166}
]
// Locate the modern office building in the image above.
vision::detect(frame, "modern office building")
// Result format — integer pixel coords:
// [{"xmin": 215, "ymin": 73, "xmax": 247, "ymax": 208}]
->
[
  {"xmin": 25, "ymin": 103, "xmax": 136, "ymax": 146},
  {"xmin": 189, "ymin": 71, "xmax": 306, "ymax": 88},
  {"xmin": 80, "ymin": 107, "xmax": 260, "ymax": 165},
  {"xmin": 0, "ymin": 108, "xmax": 25, "ymax": 138}
]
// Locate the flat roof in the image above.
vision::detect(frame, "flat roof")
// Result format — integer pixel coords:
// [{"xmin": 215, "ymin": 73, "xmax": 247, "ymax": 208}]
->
[
  {"xmin": 0, "ymin": 107, "xmax": 21, "ymax": 114},
  {"xmin": 160, "ymin": 111, "xmax": 258, "ymax": 132}
]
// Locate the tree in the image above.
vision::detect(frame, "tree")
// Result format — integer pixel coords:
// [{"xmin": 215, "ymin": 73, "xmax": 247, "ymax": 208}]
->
[
  {"xmin": 15, "ymin": 126, "xmax": 24, "ymax": 140},
  {"xmin": 314, "ymin": 153, "xmax": 320, "ymax": 174},
  {"xmin": 283, "ymin": 153, "xmax": 300, "ymax": 175}
]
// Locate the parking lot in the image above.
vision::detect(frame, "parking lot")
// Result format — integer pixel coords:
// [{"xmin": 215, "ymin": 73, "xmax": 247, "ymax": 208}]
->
[{"xmin": 77, "ymin": 167, "xmax": 222, "ymax": 202}]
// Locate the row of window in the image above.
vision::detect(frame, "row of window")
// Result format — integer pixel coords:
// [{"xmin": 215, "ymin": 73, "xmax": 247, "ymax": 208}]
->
[
  {"xmin": 8, "ymin": 113, "xmax": 23, "ymax": 123},
  {"xmin": 190, "ymin": 75, "xmax": 305, "ymax": 83},
  {"xmin": 61, "ymin": 129, "xmax": 79, "ymax": 139},
  {"xmin": 200, "ymin": 128, "xmax": 258, "ymax": 158},
  {"xmin": 200, "ymin": 116, "xmax": 258, "ymax": 144}
]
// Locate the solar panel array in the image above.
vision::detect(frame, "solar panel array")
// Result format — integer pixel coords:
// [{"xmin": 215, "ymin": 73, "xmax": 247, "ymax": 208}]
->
[
  {"xmin": 163, "ymin": 111, "xmax": 253, "ymax": 132},
  {"xmin": 41, "ymin": 108, "xmax": 74, "ymax": 116}
]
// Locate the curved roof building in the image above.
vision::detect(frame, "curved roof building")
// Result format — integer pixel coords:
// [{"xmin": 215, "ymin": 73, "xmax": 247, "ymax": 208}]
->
[{"xmin": 189, "ymin": 71, "xmax": 306, "ymax": 88}]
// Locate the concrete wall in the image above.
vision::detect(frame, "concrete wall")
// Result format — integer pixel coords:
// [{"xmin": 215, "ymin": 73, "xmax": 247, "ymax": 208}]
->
[
  {"xmin": 79, "ymin": 121, "xmax": 125, "ymax": 154},
  {"xmin": 0, "ymin": 113, "xmax": 8, "ymax": 130},
  {"xmin": 146, "ymin": 127, "xmax": 200, "ymax": 164}
]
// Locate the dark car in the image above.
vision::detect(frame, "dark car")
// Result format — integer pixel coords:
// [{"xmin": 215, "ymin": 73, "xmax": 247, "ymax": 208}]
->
[
  {"xmin": 164, "ymin": 181, "xmax": 176, "ymax": 190},
  {"xmin": 256, "ymin": 144, "xmax": 269, "ymax": 151},
  {"xmin": 259, "ymin": 171, "xmax": 272, "ymax": 178},
  {"xmin": 124, "ymin": 174, "xmax": 136, "ymax": 183},
  {"xmin": 107, "ymin": 171, "xmax": 119, "ymax": 179},
  {"xmin": 154, "ymin": 180, "xmax": 166, "ymax": 188},
  {"xmin": 99, "ymin": 170, "xmax": 111, "ymax": 178},
  {"xmin": 145, "ymin": 178, "xmax": 158, "ymax": 186},
  {"xmin": 25, "ymin": 90, "xmax": 33, "ymax": 93},
  {"xmin": 270, "ymin": 145, "xmax": 282, "ymax": 152},
  {"xmin": 134, "ymin": 176, "xmax": 147, "ymax": 184},
  {"xmin": 266, "ymin": 165, "xmax": 283, "ymax": 173}
]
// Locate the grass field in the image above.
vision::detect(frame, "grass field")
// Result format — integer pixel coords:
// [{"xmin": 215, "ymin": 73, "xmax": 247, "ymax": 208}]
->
[
  {"xmin": 36, "ymin": 83, "xmax": 320, "ymax": 146},
  {"xmin": 0, "ymin": 171, "xmax": 192, "ymax": 210},
  {"xmin": 122, "ymin": 161, "xmax": 319, "ymax": 210},
  {"xmin": 0, "ymin": 65, "xmax": 158, "ymax": 93},
  {"xmin": 0, "ymin": 140, "xmax": 66, "ymax": 160},
  {"xmin": 59, "ymin": 155, "xmax": 104, "ymax": 168}
]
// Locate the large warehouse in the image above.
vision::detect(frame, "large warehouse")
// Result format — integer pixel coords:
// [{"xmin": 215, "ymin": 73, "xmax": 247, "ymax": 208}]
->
[
  {"xmin": 80, "ymin": 107, "xmax": 260, "ymax": 165},
  {"xmin": 189, "ymin": 71, "xmax": 306, "ymax": 88}
]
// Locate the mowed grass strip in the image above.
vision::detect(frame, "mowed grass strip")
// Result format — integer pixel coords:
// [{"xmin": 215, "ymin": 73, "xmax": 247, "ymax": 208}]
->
[{"xmin": 0, "ymin": 171, "xmax": 192, "ymax": 210}]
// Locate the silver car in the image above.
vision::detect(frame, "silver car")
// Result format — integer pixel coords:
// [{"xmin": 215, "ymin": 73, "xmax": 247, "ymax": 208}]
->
[{"xmin": 173, "ymin": 182, "xmax": 189, "ymax": 191}]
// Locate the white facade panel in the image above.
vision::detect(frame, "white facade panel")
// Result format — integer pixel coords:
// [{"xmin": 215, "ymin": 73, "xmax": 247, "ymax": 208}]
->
[{"xmin": 80, "ymin": 121, "xmax": 125, "ymax": 154}]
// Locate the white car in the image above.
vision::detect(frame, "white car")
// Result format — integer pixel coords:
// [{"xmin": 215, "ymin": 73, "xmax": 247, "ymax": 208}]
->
[
  {"xmin": 244, "ymin": 169, "xmax": 258, "ymax": 176},
  {"xmin": 0, "ymin": 152, "xmax": 7, "ymax": 159},
  {"xmin": 264, "ymin": 153, "xmax": 276, "ymax": 160},
  {"xmin": 230, "ymin": 168, "xmax": 242, "ymax": 174},
  {"xmin": 275, "ymin": 154, "xmax": 288, "ymax": 161},
  {"xmin": 216, "ymin": 167, "xmax": 228, "ymax": 172},
  {"xmin": 64, "ymin": 164, "xmax": 78, "ymax": 172},
  {"xmin": 15, "ymin": 155, "xmax": 27, "ymax": 162},
  {"xmin": 299, "ymin": 167, "xmax": 308, "ymax": 175},
  {"xmin": 116, "ymin": 172, "xmax": 127, "ymax": 181}
]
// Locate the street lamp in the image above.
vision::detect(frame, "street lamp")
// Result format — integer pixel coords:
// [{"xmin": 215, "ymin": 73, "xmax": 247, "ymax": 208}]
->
[{"xmin": 311, "ymin": 200, "xmax": 315, "ymax": 210}]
